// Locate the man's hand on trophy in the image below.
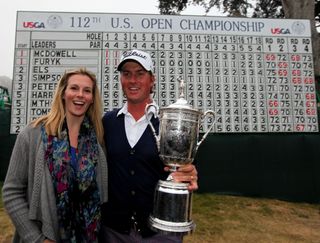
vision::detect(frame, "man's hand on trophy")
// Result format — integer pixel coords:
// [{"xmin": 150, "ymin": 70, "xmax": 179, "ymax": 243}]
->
[{"xmin": 165, "ymin": 164, "xmax": 199, "ymax": 191}]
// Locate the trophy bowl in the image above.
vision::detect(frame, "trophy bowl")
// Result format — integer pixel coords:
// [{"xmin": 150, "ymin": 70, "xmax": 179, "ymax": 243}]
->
[{"xmin": 158, "ymin": 106, "xmax": 212, "ymax": 170}]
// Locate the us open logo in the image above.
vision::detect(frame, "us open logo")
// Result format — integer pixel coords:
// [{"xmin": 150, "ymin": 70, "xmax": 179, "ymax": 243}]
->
[
  {"xmin": 291, "ymin": 21, "xmax": 306, "ymax": 35},
  {"xmin": 47, "ymin": 15, "xmax": 63, "ymax": 29}
]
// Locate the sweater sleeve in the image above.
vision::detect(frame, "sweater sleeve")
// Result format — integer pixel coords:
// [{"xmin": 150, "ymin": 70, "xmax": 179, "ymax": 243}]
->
[{"xmin": 2, "ymin": 127, "xmax": 46, "ymax": 243}]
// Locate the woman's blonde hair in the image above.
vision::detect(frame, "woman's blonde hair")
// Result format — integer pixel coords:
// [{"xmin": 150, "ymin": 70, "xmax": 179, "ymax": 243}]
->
[{"xmin": 32, "ymin": 68, "xmax": 104, "ymax": 144}]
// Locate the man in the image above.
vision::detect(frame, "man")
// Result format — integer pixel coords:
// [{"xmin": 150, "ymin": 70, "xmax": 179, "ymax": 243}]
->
[{"xmin": 100, "ymin": 49, "xmax": 198, "ymax": 242}]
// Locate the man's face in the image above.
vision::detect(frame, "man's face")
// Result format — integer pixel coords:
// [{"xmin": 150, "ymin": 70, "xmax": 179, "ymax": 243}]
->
[{"xmin": 120, "ymin": 61, "xmax": 155, "ymax": 105}]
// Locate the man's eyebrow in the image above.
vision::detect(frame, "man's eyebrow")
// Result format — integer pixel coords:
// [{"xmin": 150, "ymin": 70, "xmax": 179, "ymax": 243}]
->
[{"xmin": 122, "ymin": 68, "xmax": 146, "ymax": 72}]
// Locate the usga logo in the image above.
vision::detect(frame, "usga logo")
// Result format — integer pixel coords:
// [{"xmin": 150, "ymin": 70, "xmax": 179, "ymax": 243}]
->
[
  {"xmin": 23, "ymin": 22, "xmax": 45, "ymax": 28},
  {"xmin": 271, "ymin": 28, "xmax": 291, "ymax": 34}
]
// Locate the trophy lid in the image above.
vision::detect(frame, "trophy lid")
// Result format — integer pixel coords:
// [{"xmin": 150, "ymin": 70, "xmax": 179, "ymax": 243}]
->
[{"xmin": 167, "ymin": 78, "xmax": 193, "ymax": 109}]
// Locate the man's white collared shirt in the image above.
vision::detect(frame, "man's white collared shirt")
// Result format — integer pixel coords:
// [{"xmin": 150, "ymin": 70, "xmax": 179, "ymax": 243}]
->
[{"xmin": 117, "ymin": 102, "xmax": 158, "ymax": 148}]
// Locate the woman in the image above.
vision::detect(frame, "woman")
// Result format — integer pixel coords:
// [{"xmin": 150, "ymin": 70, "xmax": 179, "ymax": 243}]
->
[{"xmin": 2, "ymin": 68, "xmax": 108, "ymax": 242}]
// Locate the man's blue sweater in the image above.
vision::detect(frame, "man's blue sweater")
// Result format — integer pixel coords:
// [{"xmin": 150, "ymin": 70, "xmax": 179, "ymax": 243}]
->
[{"xmin": 101, "ymin": 109, "xmax": 168, "ymax": 236}]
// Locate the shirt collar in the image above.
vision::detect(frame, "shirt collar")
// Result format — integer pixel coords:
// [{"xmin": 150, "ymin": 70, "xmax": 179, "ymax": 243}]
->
[{"xmin": 117, "ymin": 101, "xmax": 159, "ymax": 119}]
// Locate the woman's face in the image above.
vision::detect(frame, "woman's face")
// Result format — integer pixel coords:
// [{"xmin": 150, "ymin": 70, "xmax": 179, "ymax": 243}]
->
[{"xmin": 63, "ymin": 74, "xmax": 94, "ymax": 119}]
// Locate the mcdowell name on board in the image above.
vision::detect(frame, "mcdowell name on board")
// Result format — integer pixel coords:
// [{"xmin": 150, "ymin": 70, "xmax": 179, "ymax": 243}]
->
[{"xmin": 33, "ymin": 50, "xmax": 76, "ymax": 57}]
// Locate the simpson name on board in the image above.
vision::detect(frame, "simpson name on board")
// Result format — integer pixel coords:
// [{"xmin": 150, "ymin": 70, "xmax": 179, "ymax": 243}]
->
[{"xmin": 32, "ymin": 74, "xmax": 62, "ymax": 82}]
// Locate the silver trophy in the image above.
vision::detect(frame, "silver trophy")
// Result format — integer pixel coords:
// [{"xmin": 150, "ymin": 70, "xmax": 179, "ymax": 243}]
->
[{"xmin": 146, "ymin": 78, "xmax": 215, "ymax": 235}]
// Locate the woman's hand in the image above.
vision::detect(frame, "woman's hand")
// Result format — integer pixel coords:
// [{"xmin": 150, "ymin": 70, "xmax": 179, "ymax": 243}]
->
[{"xmin": 165, "ymin": 164, "xmax": 198, "ymax": 191}]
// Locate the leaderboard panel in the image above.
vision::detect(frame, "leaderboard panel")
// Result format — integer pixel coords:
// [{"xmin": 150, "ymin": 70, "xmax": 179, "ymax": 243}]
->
[{"xmin": 11, "ymin": 11, "xmax": 319, "ymax": 134}]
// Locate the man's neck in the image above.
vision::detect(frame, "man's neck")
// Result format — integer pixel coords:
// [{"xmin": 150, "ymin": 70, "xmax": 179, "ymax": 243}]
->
[{"xmin": 127, "ymin": 100, "xmax": 152, "ymax": 121}]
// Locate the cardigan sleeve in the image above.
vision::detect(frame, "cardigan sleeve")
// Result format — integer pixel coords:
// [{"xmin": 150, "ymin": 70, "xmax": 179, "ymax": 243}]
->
[
  {"xmin": 97, "ymin": 143, "xmax": 108, "ymax": 204},
  {"xmin": 2, "ymin": 127, "xmax": 46, "ymax": 243}
]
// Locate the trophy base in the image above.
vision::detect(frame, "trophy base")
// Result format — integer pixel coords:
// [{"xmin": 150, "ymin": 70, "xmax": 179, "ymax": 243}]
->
[
  {"xmin": 149, "ymin": 216, "xmax": 195, "ymax": 235},
  {"xmin": 149, "ymin": 180, "xmax": 195, "ymax": 235}
]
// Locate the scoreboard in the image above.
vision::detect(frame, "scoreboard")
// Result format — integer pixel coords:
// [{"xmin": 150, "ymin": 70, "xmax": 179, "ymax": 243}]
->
[{"xmin": 11, "ymin": 11, "xmax": 319, "ymax": 134}]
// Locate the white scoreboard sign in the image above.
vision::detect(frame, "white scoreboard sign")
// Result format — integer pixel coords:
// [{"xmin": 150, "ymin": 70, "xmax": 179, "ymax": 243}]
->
[{"xmin": 11, "ymin": 11, "xmax": 319, "ymax": 134}]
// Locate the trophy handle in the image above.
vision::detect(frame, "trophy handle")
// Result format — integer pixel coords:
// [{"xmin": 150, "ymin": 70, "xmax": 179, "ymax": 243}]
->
[
  {"xmin": 145, "ymin": 103, "xmax": 160, "ymax": 151},
  {"xmin": 196, "ymin": 110, "xmax": 215, "ymax": 151}
]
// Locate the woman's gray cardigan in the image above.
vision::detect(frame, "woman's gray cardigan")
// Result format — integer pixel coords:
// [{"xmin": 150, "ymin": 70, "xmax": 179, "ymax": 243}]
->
[{"xmin": 2, "ymin": 124, "xmax": 108, "ymax": 243}]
